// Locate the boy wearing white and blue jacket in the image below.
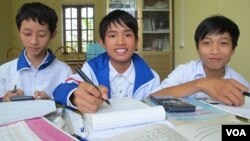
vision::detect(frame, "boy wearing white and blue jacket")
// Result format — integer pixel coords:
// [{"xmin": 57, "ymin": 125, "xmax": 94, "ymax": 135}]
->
[
  {"xmin": 0, "ymin": 2, "xmax": 72, "ymax": 101},
  {"xmin": 53, "ymin": 10, "xmax": 160, "ymax": 113}
]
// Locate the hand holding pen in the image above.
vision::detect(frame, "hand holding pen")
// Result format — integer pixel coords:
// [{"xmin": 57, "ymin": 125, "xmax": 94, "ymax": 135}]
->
[
  {"xmin": 1, "ymin": 85, "xmax": 24, "ymax": 102},
  {"xmin": 76, "ymin": 67, "xmax": 111, "ymax": 105}
]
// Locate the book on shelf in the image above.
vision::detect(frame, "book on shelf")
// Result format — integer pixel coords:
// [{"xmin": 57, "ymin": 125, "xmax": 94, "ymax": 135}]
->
[{"xmin": 80, "ymin": 97, "xmax": 166, "ymax": 139}]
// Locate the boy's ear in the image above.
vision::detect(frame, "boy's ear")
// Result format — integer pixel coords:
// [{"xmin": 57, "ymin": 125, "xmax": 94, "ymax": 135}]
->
[
  {"xmin": 231, "ymin": 48, "xmax": 235, "ymax": 55},
  {"xmin": 98, "ymin": 38, "xmax": 105, "ymax": 49},
  {"xmin": 50, "ymin": 30, "xmax": 57, "ymax": 40}
]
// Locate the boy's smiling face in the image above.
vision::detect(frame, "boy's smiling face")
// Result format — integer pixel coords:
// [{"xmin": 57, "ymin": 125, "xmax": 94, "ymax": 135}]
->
[
  {"xmin": 18, "ymin": 18, "xmax": 55, "ymax": 59},
  {"xmin": 198, "ymin": 32, "xmax": 235, "ymax": 74},
  {"xmin": 100, "ymin": 22, "xmax": 138, "ymax": 71}
]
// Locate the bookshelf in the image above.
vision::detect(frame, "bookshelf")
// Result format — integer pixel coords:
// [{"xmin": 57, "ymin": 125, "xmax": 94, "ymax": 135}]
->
[{"xmin": 106, "ymin": 0, "xmax": 173, "ymax": 80}]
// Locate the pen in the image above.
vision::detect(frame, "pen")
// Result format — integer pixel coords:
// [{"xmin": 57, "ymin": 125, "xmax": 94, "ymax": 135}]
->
[
  {"xmin": 76, "ymin": 67, "xmax": 111, "ymax": 105},
  {"xmin": 12, "ymin": 85, "xmax": 17, "ymax": 93},
  {"xmin": 0, "ymin": 85, "xmax": 17, "ymax": 102},
  {"xmin": 72, "ymin": 134, "xmax": 87, "ymax": 141},
  {"xmin": 243, "ymin": 92, "xmax": 250, "ymax": 97}
]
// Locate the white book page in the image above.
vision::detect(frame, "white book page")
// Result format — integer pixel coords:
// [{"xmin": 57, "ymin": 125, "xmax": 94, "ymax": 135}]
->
[
  {"xmin": 0, "ymin": 121, "xmax": 41, "ymax": 141},
  {"xmin": 103, "ymin": 124, "xmax": 188, "ymax": 141},
  {"xmin": 0, "ymin": 100, "xmax": 56, "ymax": 125},
  {"xmin": 176, "ymin": 118, "xmax": 243, "ymax": 141},
  {"xmin": 177, "ymin": 122, "xmax": 220, "ymax": 141},
  {"xmin": 90, "ymin": 106, "xmax": 165, "ymax": 130},
  {"xmin": 206, "ymin": 97, "xmax": 250, "ymax": 119},
  {"xmin": 83, "ymin": 98, "xmax": 166, "ymax": 131}
]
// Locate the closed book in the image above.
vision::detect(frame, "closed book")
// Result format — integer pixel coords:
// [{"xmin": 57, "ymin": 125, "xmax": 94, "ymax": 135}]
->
[{"xmin": 81, "ymin": 98, "xmax": 166, "ymax": 139}]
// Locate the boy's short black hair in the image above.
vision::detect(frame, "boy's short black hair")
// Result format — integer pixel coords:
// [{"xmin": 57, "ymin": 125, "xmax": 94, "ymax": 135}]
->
[
  {"xmin": 16, "ymin": 2, "xmax": 58, "ymax": 34},
  {"xmin": 194, "ymin": 15, "xmax": 239, "ymax": 49},
  {"xmin": 99, "ymin": 10, "xmax": 138, "ymax": 43}
]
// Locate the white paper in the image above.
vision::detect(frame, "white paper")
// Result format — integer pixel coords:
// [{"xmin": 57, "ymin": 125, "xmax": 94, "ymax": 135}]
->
[
  {"xmin": 103, "ymin": 124, "xmax": 188, "ymax": 141},
  {"xmin": 84, "ymin": 98, "xmax": 166, "ymax": 131},
  {"xmin": 206, "ymin": 97, "xmax": 250, "ymax": 119},
  {"xmin": 176, "ymin": 118, "xmax": 244, "ymax": 141},
  {"xmin": 0, "ymin": 100, "xmax": 56, "ymax": 125},
  {"xmin": 65, "ymin": 109, "xmax": 83, "ymax": 136},
  {"xmin": 66, "ymin": 98, "xmax": 166, "ymax": 139}
]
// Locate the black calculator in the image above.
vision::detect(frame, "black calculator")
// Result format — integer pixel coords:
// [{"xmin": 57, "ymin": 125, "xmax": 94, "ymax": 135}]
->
[{"xmin": 150, "ymin": 96, "xmax": 196, "ymax": 112}]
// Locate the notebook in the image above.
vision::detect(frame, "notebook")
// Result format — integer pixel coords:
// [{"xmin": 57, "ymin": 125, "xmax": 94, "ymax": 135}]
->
[{"xmin": 81, "ymin": 97, "xmax": 166, "ymax": 139}]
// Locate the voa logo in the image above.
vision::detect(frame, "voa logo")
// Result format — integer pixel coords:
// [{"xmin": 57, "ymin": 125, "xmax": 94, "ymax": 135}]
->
[{"xmin": 226, "ymin": 129, "xmax": 246, "ymax": 136}]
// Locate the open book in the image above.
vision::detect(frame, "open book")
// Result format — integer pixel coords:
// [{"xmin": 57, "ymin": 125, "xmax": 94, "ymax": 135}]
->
[
  {"xmin": 103, "ymin": 123, "xmax": 188, "ymax": 141},
  {"xmin": 103, "ymin": 115, "xmax": 246, "ymax": 141},
  {"xmin": 81, "ymin": 98, "xmax": 166, "ymax": 139},
  {"xmin": 0, "ymin": 100, "xmax": 56, "ymax": 125},
  {"xmin": 0, "ymin": 117, "xmax": 76, "ymax": 141}
]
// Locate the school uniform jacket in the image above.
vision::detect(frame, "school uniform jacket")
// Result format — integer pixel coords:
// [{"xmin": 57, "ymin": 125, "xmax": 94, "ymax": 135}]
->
[
  {"xmin": 53, "ymin": 53, "xmax": 160, "ymax": 106},
  {"xmin": 0, "ymin": 49, "xmax": 72, "ymax": 99}
]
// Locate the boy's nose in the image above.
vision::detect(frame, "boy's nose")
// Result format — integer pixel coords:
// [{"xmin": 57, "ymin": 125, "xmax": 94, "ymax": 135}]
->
[
  {"xmin": 31, "ymin": 35, "xmax": 38, "ymax": 45},
  {"xmin": 210, "ymin": 44, "xmax": 220, "ymax": 54},
  {"xmin": 117, "ymin": 35, "xmax": 125, "ymax": 44}
]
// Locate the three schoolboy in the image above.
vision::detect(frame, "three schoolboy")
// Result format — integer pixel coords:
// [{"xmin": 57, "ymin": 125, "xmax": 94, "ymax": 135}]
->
[{"xmin": 2, "ymin": 2, "xmax": 249, "ymax": 112}]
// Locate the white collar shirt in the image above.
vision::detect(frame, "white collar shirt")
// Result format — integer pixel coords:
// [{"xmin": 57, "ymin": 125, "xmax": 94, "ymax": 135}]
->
[
  {"xmin": 109, "ymin": 60, "xmax": 135, "ymax": 99},
  {"xmin": 158, "ymin": 60, "xmax": 250, "ymax": 99}
]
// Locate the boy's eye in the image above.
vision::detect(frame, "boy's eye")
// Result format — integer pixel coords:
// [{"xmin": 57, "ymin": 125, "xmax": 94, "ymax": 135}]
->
[
  {"xmin": 108, "ymin": 34, "xmax": 116, "ymax": 38},
  {"xmin": 220, "ymin": 41, "xmax": 229, "ymax": 46},
  {"xmin": 125, "ymin": 33, "xmax": 132, "ymax": 37},
  {"xmin": 39, "ymin": 34, "xmax": 46, "ymax": 37},
  {"xmin": 23, "ymin": 32, "xmax": 31, "ymax": 36},
  {"xmin": 202, "ymin": 41, "xmax": 211, "ymax": 46}
]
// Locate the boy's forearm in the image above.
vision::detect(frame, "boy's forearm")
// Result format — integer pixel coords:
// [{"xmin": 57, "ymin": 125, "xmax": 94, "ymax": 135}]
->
[{"xmin": 152, "ymin": 79, "xmax": 203, "ymax": 98}]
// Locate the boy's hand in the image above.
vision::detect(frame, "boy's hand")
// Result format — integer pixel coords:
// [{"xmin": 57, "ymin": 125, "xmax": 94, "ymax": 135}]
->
[
  {"xmin": 71, "ymin": 82, "xmax": 108, "ymax": 113},
  {"xmin": 200, "ymin": 78, "xmax": 248, "ymax": 106},
  {"xmin": 34, "ymin": 91, "xmax": 51, "ymax": 100},
  {"xmin": 3, "ymin": 89, "xmax": 24, "ymax": 102}
]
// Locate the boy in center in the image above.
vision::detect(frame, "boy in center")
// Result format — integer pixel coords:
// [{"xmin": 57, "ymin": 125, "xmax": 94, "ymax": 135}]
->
[{"xmin": 53, "ymin": 10, "xmax": 160, "ymax": 113}]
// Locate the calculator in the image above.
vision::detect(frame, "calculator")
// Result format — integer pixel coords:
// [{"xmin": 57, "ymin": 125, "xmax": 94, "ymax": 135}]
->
[{"xmin": 150, "ymin": 96, "xmax": 196, "ymax": 112}]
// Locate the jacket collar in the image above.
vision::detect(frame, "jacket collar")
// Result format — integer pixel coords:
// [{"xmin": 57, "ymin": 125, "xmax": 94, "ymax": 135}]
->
[
  {"xmin": 88, "ymin": 53, "xmax": 154, "ymax": 98},
  {"xmin": 17, "ymin": 48, "xmax": 55, "ymax": 71}
]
